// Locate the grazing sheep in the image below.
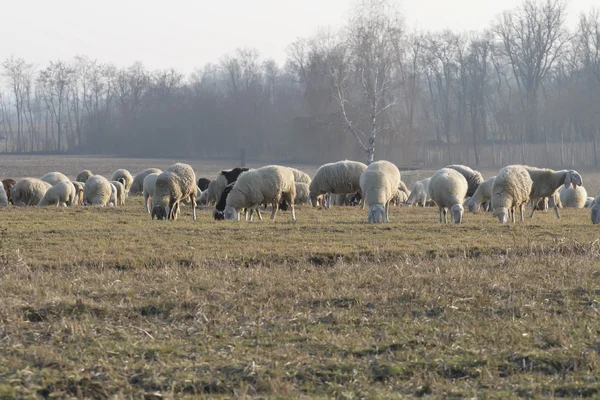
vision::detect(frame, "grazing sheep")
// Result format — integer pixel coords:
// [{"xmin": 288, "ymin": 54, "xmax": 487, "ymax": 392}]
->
[
  {"xmin": 84, "ymin": 175, "xmax": 113, "ymax": 206},
  {"xmin": 129, "ymin": 168, "xmax": 162, "ymax": 196},
  {"xmin": 71, "ymin": 181, "xmax": 84, "ymax": 206},
  {"xmin": 591, "ymin": 204, "xmax": 600, "ymax": 224},
  {"xmin": 37, "ymin": 181, "xmax": 77, "ymax": 207},
  {"xmin": 224, "ymin": 165, "xmax": 296, "ymax": 222},
  {"xmin": 585, "ymin": 196, "xmax": 595, "ymax": 208},
  {"xmin": 559, "ymin": 185, "xmax": 588, "ymax": 208},
  {"xmin": 492, "ymin": 165, "xmax": 533, "ymax": 224},
  {"xmin": 110, "ymin": 180, "xmax": 126, "ymax": 206},
  {"xmin": 309, "ymin": 160, "xmax": 367, "ymax": 208},
  {"xmin": 151, "ymin": 163, "xmax": 197, "ymax": 221},
  {"xmin": 106, "ymin": 183, "xmax": 117, "ymax": 206},
  {"xmin": 41, "ymin": 171, "xmax": 70, "ymax": 186},
  {"xmin": 359, "ymin": 160, "xmax": 401, "ymax": 223},
  {"xmin": 0, "ymin": 185, "xmax": 7, "ymax": 207},
  {"xmin": 406, "ymin": 178, "xmax": 431, "ymax": 207},
  {"xmin": 467, "ymin": 176, "xmax": 496, "ymax": 212},
  {"xmin": 445, "ymin": 165, "xmax": 484, "ymax": 197},
  {"xmin": 524, "ymin": 167, "xmax": 583, "ymax": 219},
  {"xmin": 2, "ymin": 179, "xmax": 16, "ymax": 204},
  {"xmin": 197, "ymin": 178, "xmax": 211, "ymax": 191},
  {"xmin": 11, "ymin": 178, "xmax": 52, "ymax": 206},
  {"xmin": 110, "ymin": 169, "xmax": 133, "ymax": 193},
  {"xmin": 213, "ymin": 182, "xmax": 263, "ymax": 221},
  {"xmin": 392, "ymin": 188, "xmax": 409, "ymax": 206},
  {"xmin": 279, "ymin": 182, "xmax": 310, "ymax": 211},
  {"xmin": 428, "ymin": 168, "xmax": 468, "ymax": 224},
  {"xmin": 76, "ymin": 170, "xmax": 93, "ymax": 183},
  {"xmin": 288, "ymin": 167, "xmax": 312, "ymax": 185},
  {"xmin": 202, "ymin": 168, "xmax": 251, "ymax": 206}
]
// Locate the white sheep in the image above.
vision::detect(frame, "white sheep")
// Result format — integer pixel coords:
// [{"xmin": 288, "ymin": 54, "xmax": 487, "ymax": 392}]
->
[
  {"xmin": 591, "ymin": 204, "xmax": 600, "ymax": 224},
  {"xmin": 559, "ymin": 185, "xmax": 588, "ymax": 208},
  {"xmin": 294, "ymin": 182, "xmax": 309, "ymax": 205},
  {"xmin": 445, "ymin": 165, "xmax": 484, "ymax": 197},
  {"xmin": 359, "ymin": 160, "xmax": 401, "ymax": 223},
  {"xmin": 109, "ymin": 180, "xmax": 126, "ymax": 206},
  {"xmin": 110, "ymin": 169, "xmax": 133, "ymax": 194},
  {"xmin": 0, "ymin": 185, "xmax": 8, "ymax": 207},
  {"xmin": 585, "ymin": 197, "xmax": 595, "ymax": 208},
  {"xmin": 142, "ymin": 173, "xmax": 160, "ymax": 214},
  {"xmin": 70, "ymin": 181, "xmax": 85, "ymax": 206},
  {"xmin": 106, "ymin": 183, "xmax": 117, "ymax": 207},
  {"xmin": 406, "ymin": 178, "xmax": 431, "ymax": 207},
  {"xmin": 151, "ymin": 163, "xmax": 197, "ymax": 221},
  {"xmin": 224, "ymin": 165, "xmax": 296, "ymax": 222},
  {"xmin": 467, "ymin": 176, "xmax": 496, "ymax": 212},
  {"xmin": 428, "ymin": 168, "xmax": 468, "ymax": 224},
  {"xmin": 524, "ymin": 167, "xmax": 583, "ymax": 219},
  {"xmin": 491, "ymin": 165, "xmax": 533, "ymax": 224},
  {"xmin": 84, "ymin": 175, "xmax": 112, "ymax": 206},
  {"xmin": 41, "ymin": 171, "xmax": 70, "ymax": 186},
  {"xmin": 129, "ymin": 168, "xmax": 162, "ymax": 196},
  {"xmin": 309, "ymin": 160, "xmax": 367, "ymax": 209},
  {"xmin": 37, "ymin": 181, "xmax": 77, "ymax": 207},
  {"xmin": 288, "ymin": 167, "xmax": 312, "ymax": 185},
  {"xmin": 200, "ymin": 179, "xmax": 222, "ymax": 206},
  {"xmin": 76, "ymin": 170, "xmax": 93, "ymax": 183},
  {"xmin": 11, "ymin": 178, "xmax": 52, "ymax": 206}
]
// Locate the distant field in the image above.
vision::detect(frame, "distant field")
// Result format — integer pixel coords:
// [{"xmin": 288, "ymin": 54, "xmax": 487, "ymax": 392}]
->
[{"xmin": 1, "ymin": 156, "xmax": 600, "ymax": 398}]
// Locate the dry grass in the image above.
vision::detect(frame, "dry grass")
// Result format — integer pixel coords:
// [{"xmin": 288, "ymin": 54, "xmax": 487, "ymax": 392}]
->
[{"xmin": 1, "ymin": 156, "xmax": 600, "ymax": 398}]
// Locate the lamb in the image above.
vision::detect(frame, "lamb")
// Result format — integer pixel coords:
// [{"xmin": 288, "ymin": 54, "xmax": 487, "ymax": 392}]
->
[
  {"xmin": 309, "ymin": 160, "xmax": 367, "ymax": 208},
  {"xmin": 71, "ymin": 181, "xmax": 84, "ymax": 206},
  {"xmin": 151, "ymin": 163, "xmax": 197, "ymax": 221},
  {"xmin": 224, "ymin": 165, "xmax": 296, "ymax": 222},
  {"xmin": 84, "ymin": 175, "xmax": 113, "ymax": 206},
  {"xmin": 2, "ymin": 179, "xmax": 16, "ymax": 204},
  {"xmin": 428, "ymin": 168, "xmax": 468, "ymax": 224},
  {"xmin": 197, "ymin": 178, "xmax": 211, "ymax": 191},
  {"xmin": 0, "ymin": 185, "xmax": 7, "ymax": 207},
  {"xmin": 288, "ymin": 167, "xmax": 312, "ymax": 185},
  {"xmin": 41, "ymin": 171, "xmax": 70, "ymax": 186},
  {"xmin": 559, "ymin": 185, "xmax": 587, "ymax": 208},
  {"xmin": 129, "ymin": 168, "xmax": 162, "ymax": 196},
  {"xmin": 110, "ymin": 180, "xmax": 126, "ymax": 206},
  {"xmin": 524, "ymin": 167, "xmax": 583, "ymax": 219},
  {"xmin": 591, "ymin": 204, "xmax": 600, "ymax": 224},
  {"xmin": 360, "ymin": 160, "xmax": 401, "ymax": 223},
  {"xmin": 110, "ymin": 169, "xmax": 133, "ymax": 193},
  {"xmin": 142, "ymin": 173, "xmax": 160, "ymax": 213},
  {"xmin": 37, "ymin": 181, "xmax": 77, "ymax": 207},
  {"xmin": 491, "ymin": 165, "xmax": 533, "ymax": 224},
  {"xmin": 76, "ymin": 170, "xmax": 93, "ymax": 183},
  {"xmin": 467, "ymin": 176, "xmax": 496, "ymax": 212},
  {"xmin": 445, "ymin": 165, "xmax": 484, "ymax": 197},
  {"xmin": 406, "ymin": 178, "xmax": 431, "ymax": 207},
  {"xmin": 11, "ymin": 178, "xmax": 52, "ymax": 206}
]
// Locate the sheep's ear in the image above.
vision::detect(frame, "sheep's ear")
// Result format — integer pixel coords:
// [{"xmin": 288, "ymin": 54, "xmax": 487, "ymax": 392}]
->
[{"xmin": 564, "ymin": 172, "xmax": 572, "ymax": 189}]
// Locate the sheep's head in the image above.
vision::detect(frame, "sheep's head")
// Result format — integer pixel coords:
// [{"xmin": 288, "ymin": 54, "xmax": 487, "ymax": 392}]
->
[
  {"xmin": 451, "ymin": 204, "xmax": 464, "ymax": 224},
  {"xmin": 308, "ymin": 192, "xmax": 319, "ymax": 207},
  {"xmin": 368, "ymin": 204, "xmax": 385, "ymax": 223},
  {"xmin": 591, "ymin": 204, "xmax": 600, "ymax": 224},
  {"xmin": 467, "ymin": 198, "xmax": 479, "ymax": 213},
  {"xmin": 565, "ymin": 170, "xmax": 583, "ymax": 189},
  {"xmin": 213, "ymin": 208, "xmax": 225, "ymax": 220},
  {"xmin": 493, "ymin": 207, "xmax": 509, "ymax": 224},
  {"xmin": 223, "ymin": 205, "xmax": 238, "ymax": 221},
  {"xmin": 151, "ymin": 205, "xmax": 167, "ymax": 220}
]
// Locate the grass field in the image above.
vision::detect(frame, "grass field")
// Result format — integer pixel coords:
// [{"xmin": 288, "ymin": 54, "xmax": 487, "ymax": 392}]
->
[{"xmin": 1, "ymin": 156, "xmax": 600, "ymax": 398}]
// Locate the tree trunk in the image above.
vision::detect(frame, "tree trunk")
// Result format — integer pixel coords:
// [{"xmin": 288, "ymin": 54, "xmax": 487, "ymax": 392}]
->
[{"xmin": 594, "ymin": 129, "xmax": 599, "ymax": 167}]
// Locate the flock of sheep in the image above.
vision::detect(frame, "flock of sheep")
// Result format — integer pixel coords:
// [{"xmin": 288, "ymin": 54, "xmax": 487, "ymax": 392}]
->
[{"xmin": 1, "ymin": 160, "xmax": 598, "ymax": 225}]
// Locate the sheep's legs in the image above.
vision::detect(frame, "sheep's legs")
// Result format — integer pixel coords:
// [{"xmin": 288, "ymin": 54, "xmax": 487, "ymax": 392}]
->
[
  {"xmin": 520, "ymin": 204, "xmax": 525, "ymax": 222},
  {"xmin": 256, "ymin": 208, "xmax": 263, "ymax": 221},
  {"xmin": 290, "ymin": 203, "xmax": 296, "ymax": 222},
  {"xmin": 439, "ymin": 207, "xmax": 444, "ymax": 224},
  {"xmin": 553, "ymin": 204, "xmax": 561, "ymax": 220},
  {"xmin": 384, "ymin": 201, "xmax": 390, "ymax": 223},
  {"xmin": 270, "ymin": 202, "xmax": 278, "ymax": 221},
  {"xmin": 528, "ymin": 202, "xmax": 536, "ymax": 219},
  {"xmin": 191, "ymin": 193, "xmax": 197, "ymax": 221}
]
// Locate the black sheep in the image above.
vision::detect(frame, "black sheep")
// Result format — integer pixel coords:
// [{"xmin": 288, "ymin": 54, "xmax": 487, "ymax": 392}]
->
[
  {"xmin": 221, "ymin": 167, "xmax": 249, "ymax": 184},
  {"xmin": 213, "ymin": 182, "xmax": 235, "ymax": 220},
  {"xmin": 197, "ymin": 178, "xmax": 211, "ymax": 191}
]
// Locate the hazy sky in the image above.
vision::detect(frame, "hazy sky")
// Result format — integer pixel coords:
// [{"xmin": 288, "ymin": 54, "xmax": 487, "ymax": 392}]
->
[{"xmin": 0, "ymin": 0, "xmax": 596, "ymax": 74}]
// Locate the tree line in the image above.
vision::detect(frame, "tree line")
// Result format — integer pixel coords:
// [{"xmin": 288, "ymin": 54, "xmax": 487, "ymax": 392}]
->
[{"xmin": 1, "ymin": 0, "xmax": 599, "ymax": 168}]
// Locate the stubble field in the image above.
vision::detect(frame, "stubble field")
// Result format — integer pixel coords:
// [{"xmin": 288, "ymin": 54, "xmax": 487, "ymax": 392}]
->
[{"xmin": 1, "ymin": 155, "xmax": 600, "ymax": 398}]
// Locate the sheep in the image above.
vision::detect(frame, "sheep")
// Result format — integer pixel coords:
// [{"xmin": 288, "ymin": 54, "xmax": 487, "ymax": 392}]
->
[
  {"xmin": 491, "ymin": 165, "xmax": 533, "ymax": 224},
  {"xmin": 428, "ymin": 168, "xmax": 468, "ymax": 224},
  {"xmin": 37, "ymin": 181, "xmax": 77, "ymax": 207},
  {"xmin": 585, "ymin": 196, "xmax": 595, "ymax": 208},
  {"xmin": 0, "ymin": 185, "xmax": 7, "ymax": 207},
  {"xmin": 359, "ymin": 160, "xmax": 401, "ymax": 223},
  {"xmin": 524, "ymin": 167, "xmax": 583, "ymax": 220},
  {"xmin": 110, "ymin": 169, "xmax": 133, "ymax": 193},
  {"xmin": 213, "ymin": 182, "xmax": 263, "ymax": 221},
  {"xmin": 288, "ymin": 167, "xmax": 312, "ymax": 185},
  {"xmin": 197, "ymin": 178, "xmax": 211, "ymax": 191},
  {"xmin": 224, "ymin": 165, "xmax": 296, "ymax": 222},
  {"xmin": 591, "ymin": 204, "xmax": 600, "ymax": 224},
  {"xmin": 151, "ymin": 163, "xmax": 197, "ymax": 221},
  {"xmin": 76, "ymin": 170, "xmax": 93, "ymax": 183},
  {"xmin": 392, "ymin": 188, "xmax": 409, "ymax": 205},
  {"xmin": 41, "ymin": 171, "xmax": 70, "ymax": 186},
  {"xmin": 559, "ymin": 185, "xmax": 587, "ymax": 208},
  {"xmin": 11, "ymin": 178, "xmax": 52, "ymax": 206},
  {"xmin": 84, "ymin": 175, "xmax": 113, "ymax": 206},
  {"xmin": 129, "ymin": 168, "xmax": 162, "ymax": 196},
  {"xmin": 2, "ymin": 179, "xmax": 16, "ymax": 204},
  {"xmin": 110, "ymin": 180, "xmax": 126, "ymax": 206},
  {"xmin": 71, "ymin": 181, "xmax": 84, "ymax": 206},
  {"xmin": 406, "ymin": 178, "xmax": 431, "ymax": 207},
  {"xmin": 467, "ymin": 176, "xmax": 496, "ymax": 212},
  {"xmin": 309, "ymin": 160, "xmax": 367, "ymax": 209},
  {"xmin": 279, "ymin": 182, "xmax": 310, "ymax": 211},
  {"xmin": 445, "ymin": 165, "xmax": 484, "ymax": 197},
  {"xmin": 201, "ymin": 168, "xmax": 251, "ymax": 206}
]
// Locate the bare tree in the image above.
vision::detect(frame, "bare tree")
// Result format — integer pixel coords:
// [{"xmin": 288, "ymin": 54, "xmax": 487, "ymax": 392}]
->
[{"xmin": 2, "ymin": 56, "xmax": 34, "ymax": 152}]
